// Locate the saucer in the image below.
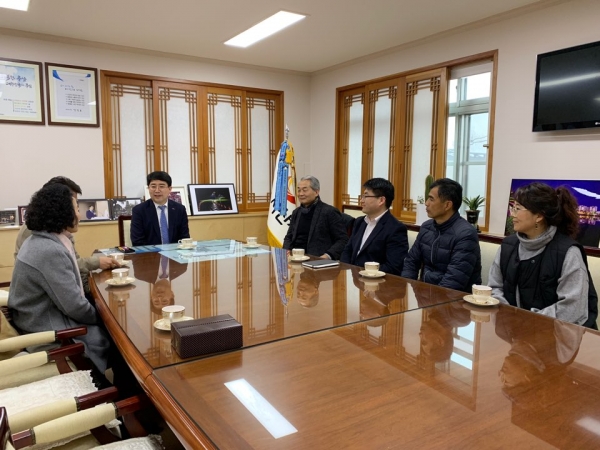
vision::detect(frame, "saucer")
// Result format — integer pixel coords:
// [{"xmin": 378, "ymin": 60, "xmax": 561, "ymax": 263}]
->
[
  {"xmin": 243, "ymin": 243, "xmax": 261, "ymax": 248},
  {"xmin": 106, "ymin": 276, "xmax": 136, "ymax": 286},
  {"xmin": 153, "ymin": 316, "xmax": 194, "ymax": 331},
  {"xmin": 177, "ymin": 244, "xmax": 196, "ymax": 250},
  {"xmin": 358, "ymin": 270, "xmax": 386, "ymax": 278},
  {"xmin": 463, "ymin": 295, "xmax": 499, "ymax": 307},
  {"xmin": 117, "ymin": 260, "xmax": 131, "ymax": 267},
  {"xmin": 359, "ymin": 276, "xmax": 386, "ymax": 284},
  {"xmin": 290, "ymin": 255, "xmax": 310, "ymax": 262}
]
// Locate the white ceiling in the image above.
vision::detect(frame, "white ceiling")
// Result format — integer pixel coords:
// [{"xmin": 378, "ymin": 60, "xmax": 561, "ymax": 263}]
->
[{"xmin": 0, "ymin": 0, "xmax": 561, "ymax": 73}]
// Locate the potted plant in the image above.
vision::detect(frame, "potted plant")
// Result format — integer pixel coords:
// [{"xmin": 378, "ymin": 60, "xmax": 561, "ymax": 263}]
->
[
  {"xmin": 416, "ymin": 175, "xmax": 435, "ymax": 225},
  {"xmin": 462, "ymin": 195, "xmax": 485, "ymax": 230}
]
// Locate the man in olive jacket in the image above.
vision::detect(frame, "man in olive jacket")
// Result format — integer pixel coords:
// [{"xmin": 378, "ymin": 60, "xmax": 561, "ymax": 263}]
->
[
  {"xmin": 401, "ymin": 178, "xmax": 481, "ymax": 292},
  {"xmin": 283, "ymin": 176, "xmax": 348, "ymax": 260}
]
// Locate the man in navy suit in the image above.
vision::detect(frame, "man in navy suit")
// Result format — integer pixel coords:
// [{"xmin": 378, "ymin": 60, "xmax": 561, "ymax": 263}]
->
[
  {"xmin": 130, "ymin": 171, "xmax": 190, "ymax": 246},
  {"xmin": 340, "ymin": 178, "xmax": 408, "ymax": 275}
]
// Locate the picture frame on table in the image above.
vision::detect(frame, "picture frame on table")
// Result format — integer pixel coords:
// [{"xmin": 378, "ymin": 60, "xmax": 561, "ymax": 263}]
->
[
  {"xmin": 109, "ymin": 198, "xmax": 142, "ymax": 220},
  {"xmin": 188, "ymin": 183, "xmax": 238, "ymax": 216},
  {"xmin": 0, "ymin": 209, "xmax": 18, "ymax": 227},
  {"xmin": 18, "ymin": 205, "xmax": 28, "ymax": 225},
  {"xmin": 78, "ymin": 199, "xmax": 111, "ymax": 222},
  {"xmin": 144, "ymin": 185, "xmax": 191, "ymax": 216},
  {"xmin": 0, "ymin": 57, "xmax": 45, "ymax": 125},
  {"xmin": 45, "ymin": 63, "xmax": 99, "ymax": 127}
]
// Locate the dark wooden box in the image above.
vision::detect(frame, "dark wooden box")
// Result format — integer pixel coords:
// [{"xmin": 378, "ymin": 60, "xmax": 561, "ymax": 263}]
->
[{"xmin": 171, "ymin": 314, "xmax": 243, "ymax": 358}]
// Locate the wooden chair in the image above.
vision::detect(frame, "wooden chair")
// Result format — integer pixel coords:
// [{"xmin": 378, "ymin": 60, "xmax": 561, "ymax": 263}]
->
[{"xmin": 118, "ymin": 215, "xmax": 133, "ymax": 247}]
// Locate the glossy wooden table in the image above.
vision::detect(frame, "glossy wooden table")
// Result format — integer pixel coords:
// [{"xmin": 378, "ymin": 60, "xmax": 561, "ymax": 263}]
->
[
  {"xmin": 91, "ymin": 246, "xmax": 464, "ymax": 372},
  {"xmin": 154, "ymin": 303, "xmax": 600, "ymax": 449}
]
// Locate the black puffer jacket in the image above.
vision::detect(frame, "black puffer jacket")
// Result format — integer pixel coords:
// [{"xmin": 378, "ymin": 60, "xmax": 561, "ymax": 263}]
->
[{"xmin": 401, "ymin": 212, "xmax": 482, "ymax": 292}]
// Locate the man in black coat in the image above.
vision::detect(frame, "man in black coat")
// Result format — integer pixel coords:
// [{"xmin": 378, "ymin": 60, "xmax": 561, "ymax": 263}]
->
[
  {"xmin": 401, "ymin": 178, "xmax": 481, "ymax": 292},
  {"xmin": 130, "ymin": 171, "xmax": 190, "ymax": 246},
  {"xmin": 283, "ymin": 176, "xmax": 348, "ymax": 260},
  {"xmin": 340, "ymin": 178, "xmax": 408, "ymax": 275}
]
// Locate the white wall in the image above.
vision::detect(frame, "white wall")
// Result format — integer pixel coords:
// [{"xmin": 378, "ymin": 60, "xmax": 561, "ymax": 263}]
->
[
  {"xmin": 0, "ymin": 34, "xmax": 311, "ymax": 209},
  {"xmin": 309, "ymin": 0, "xmax": 600, "ymax": 235}
]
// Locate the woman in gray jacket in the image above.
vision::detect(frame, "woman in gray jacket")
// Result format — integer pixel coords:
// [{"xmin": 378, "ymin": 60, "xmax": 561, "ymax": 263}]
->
[{"xmin": 8, "ymin": 184, "xmax": 112, "ymax": 372}]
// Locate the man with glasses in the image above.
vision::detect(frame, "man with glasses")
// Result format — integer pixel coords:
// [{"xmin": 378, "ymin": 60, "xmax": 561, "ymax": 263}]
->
[
  {"xmin": 340, "ymin": 178, "xmax": 408, "ymax": 275},
  {"xmin": 130, "ymin": 171, "xmax": 190, "ymax": 246},
  {"xmin": 283, "ymin": 175, "xmax": 348, "ymax": 259},
  {"xmin": 401, "ymin": 178, "xmax": 481, "ymax": 292}
]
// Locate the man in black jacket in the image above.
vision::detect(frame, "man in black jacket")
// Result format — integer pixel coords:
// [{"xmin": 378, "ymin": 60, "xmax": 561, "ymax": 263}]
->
[
  {"xmin": 283, "ymin": 176, "xmax": 348, "ymax": 260},
  {"xmin": 401, "ymin": 178, "xmax": 481, "ymax": 292}
]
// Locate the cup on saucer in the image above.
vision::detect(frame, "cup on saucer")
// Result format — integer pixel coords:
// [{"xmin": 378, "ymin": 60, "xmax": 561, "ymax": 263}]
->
[
  {"xmin": 110, "ymin": 252, "xmax": 125, "ymax": 265},
  {"xmin": 472, "ymin": 284, "xmax": 492, "ymax": 297},
  {"xmin": 111, "ymin": 268, "xmax": 130, "ymax": 285},
  {"xmin": 162, "ymin": 305, "xmax": 185, "ymax": 323},
  {"xmin": 364, "ymin": 261, "xmax": 380, "ymax": 276},
  {"xmin": 178, "ymin": 238, "xmax": 194, "ymax": 248},
  {"xmin": 246, "ymin": 237, "xmax": 258, "ymax": 246},
  {"xmin": 291, "ymin": 248, "xmax": 305, "ymax": 261}
]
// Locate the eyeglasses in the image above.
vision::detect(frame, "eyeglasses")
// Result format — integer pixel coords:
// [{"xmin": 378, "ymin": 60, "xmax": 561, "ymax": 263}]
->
[
  {"xmin": 149, "ymin": 184, "xmax": 169, "ymax": 190},
  {"xmin": 509, "ymin": 205, "xmax": 528, "ymax": 215},
  {"xmin": 360, "ymin": 195, "xmax": 381, "ymax": 200}
]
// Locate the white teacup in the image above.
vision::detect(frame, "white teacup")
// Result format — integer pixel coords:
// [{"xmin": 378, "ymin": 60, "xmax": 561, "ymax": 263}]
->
[
  {"xmin": 178, "ymin": 238, "xmax": 194, "ymax": 247},
  {"xmin": 247, "ymin": 237, "xmax": 258, "ymax": 245},
  {"xmin": 111, "ymin": 268, "xmax": 129, "ymax": 284},
  {"xmin": 162, "ymin": 305, "xmax": 185, "ymax": 323},
  {"xmin": 472, "ymin": 284, "xmax": 492, "ymax": 297},
  {"xmin": 292, "ymin": 248, "xmax": 305, "ymax": 259},
  {"xmin": 110, "ymin": 253, "xmax": 124, "ymax": 264},
  {"xmin": 364, "ymin": 262, "xmax": 380, "ymax": 275}
]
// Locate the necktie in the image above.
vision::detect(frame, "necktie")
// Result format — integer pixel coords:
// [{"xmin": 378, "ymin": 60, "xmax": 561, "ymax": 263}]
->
[{"xmin": 158, "ymin": 205, "xmax": 169, "ymax": 244}]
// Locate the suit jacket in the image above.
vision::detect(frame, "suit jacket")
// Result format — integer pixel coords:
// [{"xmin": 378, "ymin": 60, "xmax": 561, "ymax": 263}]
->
[
  {"xmin": 131, "ymin": 252, "xmax": 188, "ymax": 284},
  {"xmin": 130, "ymin": 199, "xmax": 190, "ymax": 246},
  {"xmin": 283, "ymin": 199, "xmax": 348, "ymax": 260},
  {"xmin": 340, "ymin": 211, "xmax": 408, "ymax": 275}
]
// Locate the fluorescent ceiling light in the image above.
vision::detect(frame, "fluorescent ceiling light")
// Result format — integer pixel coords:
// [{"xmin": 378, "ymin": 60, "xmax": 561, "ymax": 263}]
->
[
  {"xmin": 225, "ymin": 11, "xmax": 305, "ymax": 48},
  {"xmin": 0, "ymin": 0, "xmax": 29, "ymax": 11}
]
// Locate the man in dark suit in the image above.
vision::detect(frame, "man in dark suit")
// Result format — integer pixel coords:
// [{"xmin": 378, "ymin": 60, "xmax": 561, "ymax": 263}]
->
[
  {"xmin": 283, "ymin": 175, "xmax": 348, "ymax": 260},
  {"xmin": 340, "ymin": 178, "xmax": 408, "ymax": 275},
  {"xmin": 130, "ymin": 171, "xmax": 190, "ymax": 246}
]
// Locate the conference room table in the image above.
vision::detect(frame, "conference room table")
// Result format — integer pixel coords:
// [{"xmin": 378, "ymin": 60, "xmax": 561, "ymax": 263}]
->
[{"xmin": 91, "ymin": 242, "xmax": 600, "ymax": 449}]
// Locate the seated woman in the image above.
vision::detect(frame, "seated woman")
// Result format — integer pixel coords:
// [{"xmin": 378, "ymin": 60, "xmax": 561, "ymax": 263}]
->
[
  {"xmin": 488, "ymin": 182, "xmax": 598, "ymax": 328},
  {"xmin": 8, "ymin": 184, "xmax": 112, "ymax": 372}
]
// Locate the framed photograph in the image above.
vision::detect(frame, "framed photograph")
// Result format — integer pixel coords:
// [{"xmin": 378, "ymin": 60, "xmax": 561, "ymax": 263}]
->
[
  {"xmin": 505, "ymin": 179, "xmax": 600, "ymax": 248},
  {"xmin": 0, "ymin": 58, "xmax": 45, "ymax": 124},
  {"xmin": 109, "ymin": 198, "xmax": 142, "ymax": 220},
  {"xmin": 144, "ymin": 185, "xmax": 191, "ymax": 216},
  {"xmin": 78, "ymin": 199, "xmax": 111, "ymax": 222},
  {"xmin": 188, "ymin": 183, "xmax": 238, "ymax": 216},
  {"xmin": 0, "ymin": 209, "xmax": 17, "ymax": 227},
  {"xmin": 45, "ymin": 63, "xmax": 99, "ymax": 127},
  {"xmin": 18, "ymin": 205, "xmax": 28, "ymax": 226}
]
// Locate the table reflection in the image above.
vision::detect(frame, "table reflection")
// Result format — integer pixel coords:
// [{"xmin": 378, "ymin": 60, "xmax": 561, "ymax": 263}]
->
[{"xmin": 92, "ymin": 245, "xmax": 463, "ymax": 369}]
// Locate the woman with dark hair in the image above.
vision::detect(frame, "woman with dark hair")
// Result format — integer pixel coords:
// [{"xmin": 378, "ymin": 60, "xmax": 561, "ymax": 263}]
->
[
  {"xmin": 488, "ymin": 182, "xmax": 598, "ymax": 328},
  {"xmin": 8, "ymin": 184, "xmax": 112, "ymax": 372}
]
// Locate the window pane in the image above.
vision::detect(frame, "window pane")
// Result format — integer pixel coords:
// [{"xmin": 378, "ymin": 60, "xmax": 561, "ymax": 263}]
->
[
  {"xmin": 448, "ymin": 79, "xmax": 458, "ymax": 104},
  {"xmin": 371, "ymin": 88, "xmax": 394, "ymax": 179},
  {"xmin": 409, "ymin": 86, "xmax": 433, "ymax": 207},
  {"xmin": 467, "ymin": 113, "xmax": 488, "ymax": 162},
  {"xmin": 465, "ymin": 73, "xmax": 490, "ymax": 100},
  {"xmin": 347, "ymin": 95, "xmax": 363, "ymax": 205},
  {"xmin": 248, "ymin": 97, "xmax": 274, "ymax": 204},
  {"xmin": 446, "ymin": 116, "xmax": 456, "ymax": 178}
]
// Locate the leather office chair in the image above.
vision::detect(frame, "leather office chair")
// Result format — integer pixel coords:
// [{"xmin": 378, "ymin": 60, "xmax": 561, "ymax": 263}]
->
[{"xmin": 118, "ymin": 215, "xmax": 133, "ymax": 247}]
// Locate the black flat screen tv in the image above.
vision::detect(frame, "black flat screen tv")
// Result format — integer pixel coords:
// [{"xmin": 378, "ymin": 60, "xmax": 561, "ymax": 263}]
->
[{"xmin": 533, "ymin": 40, "xmax": 600, "ymax": 131}]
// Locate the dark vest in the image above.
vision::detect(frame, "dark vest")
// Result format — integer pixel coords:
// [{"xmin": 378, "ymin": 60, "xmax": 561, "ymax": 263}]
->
[{"xmin": 500, "ymin": 233, "xmax": 598, "ymax": 329}]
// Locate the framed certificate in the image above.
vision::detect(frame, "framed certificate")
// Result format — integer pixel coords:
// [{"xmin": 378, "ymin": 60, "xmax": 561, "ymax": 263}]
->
[
  {"xmin": 45, "ymin": 63, "xmax": 99, "ymax": 127},
  {"xmin": 0, "ymin": 58, "xmax": 45, "ymax": 124}
]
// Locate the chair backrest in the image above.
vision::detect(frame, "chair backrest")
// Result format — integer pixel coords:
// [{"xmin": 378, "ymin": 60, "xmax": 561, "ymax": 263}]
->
[{"xmin": 118, "ymin": 215, "xmax": 132, "ymax": 247}]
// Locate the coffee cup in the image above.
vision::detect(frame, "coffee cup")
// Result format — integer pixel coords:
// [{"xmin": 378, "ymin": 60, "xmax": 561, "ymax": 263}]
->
[
  {"xmin": 110, "ymin": 253, "xmax": 124, "ymax": 264},
  {"xmin": 246, "ymin": 237, "xmax": 258, "ymax": 245},
  {"xmin": 178, "ymin": 238, "xmax": 194, "ymax": 247},
  {"xmin": 292, "ymin": 248, "xmax": 305, "ymax": 260},
  {"xmin": 162, "ymin": 305, "xmax": 185, "ymax": 323},
  {"xmin": 472, "ymin": 284, "xmax": 492, "ymax": 297},
  {"xmin": 111, "ymin": 268, "xmax": 129, "ymax": 284},
  {"xmin": 364, "ymin": 262, "xmax": 380, "ymax": 275}
]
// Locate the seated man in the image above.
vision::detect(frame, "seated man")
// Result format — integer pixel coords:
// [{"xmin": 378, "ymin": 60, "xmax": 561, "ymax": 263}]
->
[
  {"xmin": 401, "ymin": 178, "xmax": 481, "ymax": 292},
  {"xmin": 283, "ymin": 175, "xmax": 348, "ymax": 260},
  {"xmin": 131, "ymin": 171, "xmax": 190, "ymax": 246},
  {"xmin": 340, "ymin": 178, "xmax": 408, "ymax": 275},
  {"xmin": 14, "ymin": 176, "xmax": 119, "ymax": 295}
]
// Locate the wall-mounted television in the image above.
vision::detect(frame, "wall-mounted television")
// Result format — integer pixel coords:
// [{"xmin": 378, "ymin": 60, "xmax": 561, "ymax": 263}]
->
[{"xmin": 533, "ymin": 40, "xmax": 600, "ymax": 131}]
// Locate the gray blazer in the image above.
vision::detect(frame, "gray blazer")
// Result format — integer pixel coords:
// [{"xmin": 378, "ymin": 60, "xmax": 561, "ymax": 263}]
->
[
  {"xmin": 9, "ymin": 231, "xmax": 111, "ymax": 372},
  {"xmin": 283, "ymin": 199, "xmax": 349, "ymax": 260}
]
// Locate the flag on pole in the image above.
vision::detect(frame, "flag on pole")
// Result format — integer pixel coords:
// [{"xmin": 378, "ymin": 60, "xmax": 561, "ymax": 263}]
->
[{"xmin": 267, "ymin": 132, "xmax": 297, "ymax": 248}]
